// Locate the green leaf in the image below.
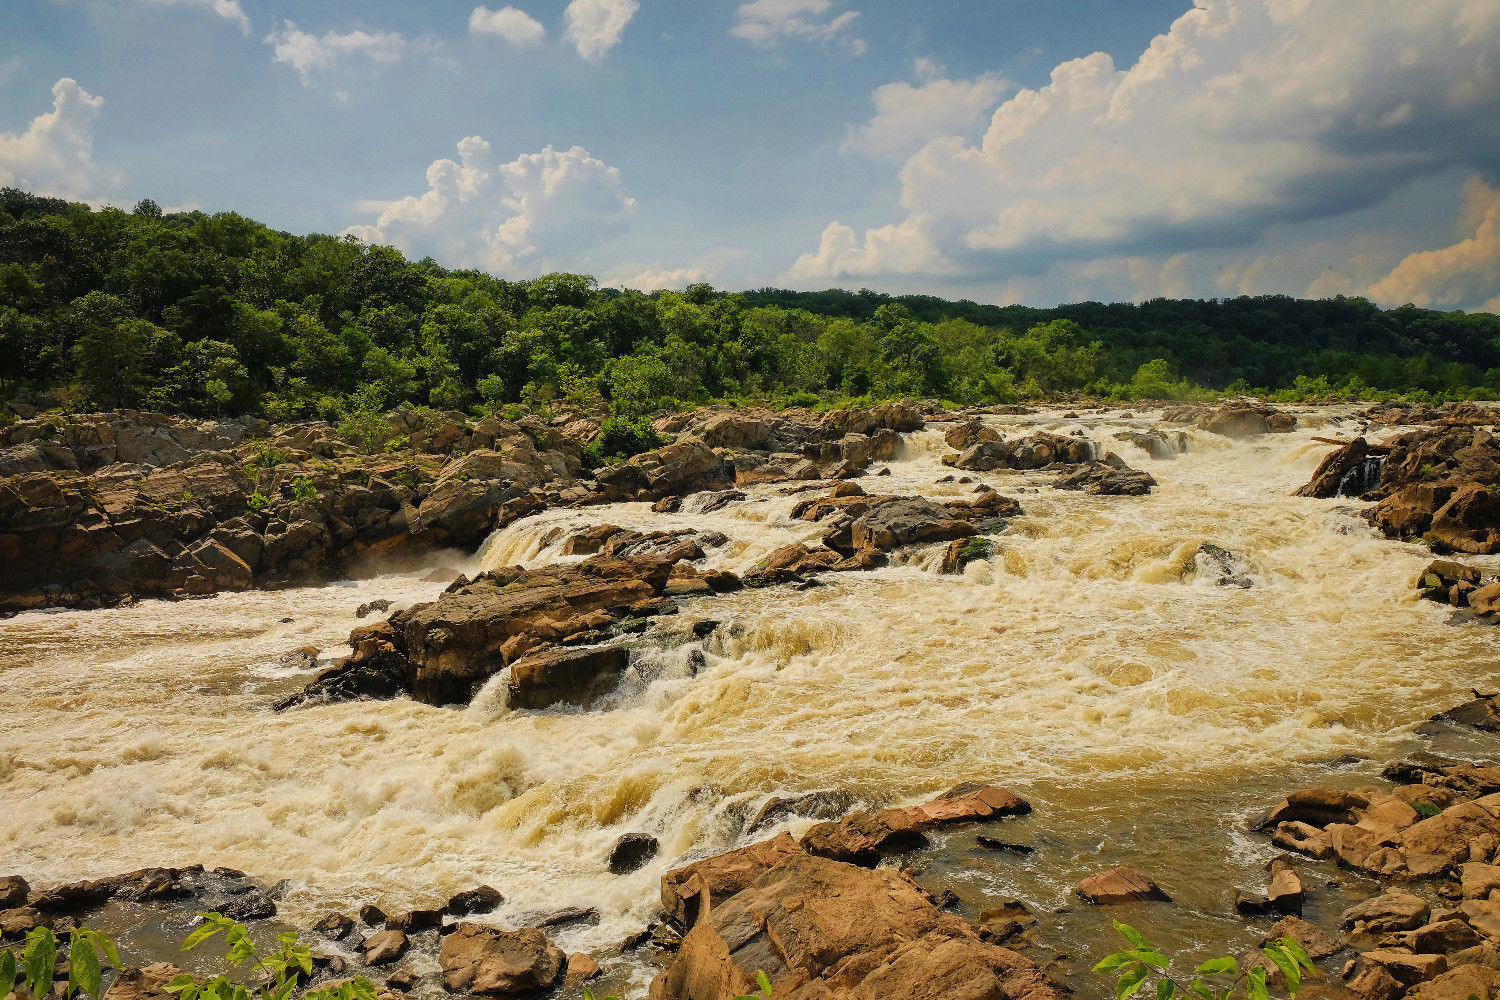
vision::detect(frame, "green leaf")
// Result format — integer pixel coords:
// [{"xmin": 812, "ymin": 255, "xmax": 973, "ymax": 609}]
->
[
  {"xmin": 1094, "ymin": 954, "xmax": 1135, "ymax": 975},
  {"xmin": 757, "ymin": 969, "xmax": 773, "ymax": 995},
  {"xmin": 1129, "ymin": 949, "xmax": 1170, "ymax": 970},
  {"xmin": 1117, "ymin": 965, "xmax": 1151, "ymax": 1000},
  {"xmin": 1, "ymin": 949, "xmax": 18, "ymax": 1000},
  {"xmin": 70, "ymin": 933, "xmax": 103, "ymax": 1000},
  {"xmin": 1263, "ymin": 945, "xmax": 1301, "ymax": 994},
  {"xmin": 1114, "ymin": 922, "xmax": 1152, "ymax": 952},
  {"xmin": 182, "ymin": 924, "xmax": 223, "ymax": 952},
  {"xmin": 1156, "ymin": 978, "xmax": 1175, "ymax": 1000},
  {"xmin": 1185, "ymin": 981, "xmax": 1214, "ymax": 1000},
  {"xmin": 165, "ymin": 974, "xmax": 199, "ymax": 993},
  {"xmin": 24, "ymin": 927, "xmax": 57, "ymax": 1000},
  {"xmin": 1194, "ymin": 958, "xmax": 1237, "ymax": 977},
  {"xmin": 1276, "ymin": 937, "xmax": 1314, "ymax": 972},
  {"xmin": 1248, "ymin": 966, "xmax": 1270, "ymax": 1000}
]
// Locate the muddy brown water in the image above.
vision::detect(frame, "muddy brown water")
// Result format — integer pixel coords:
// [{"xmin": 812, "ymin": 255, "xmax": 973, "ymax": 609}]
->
[{"xmin": 3, "ymin": 406, "xmax": 1499, "ymax": 998}]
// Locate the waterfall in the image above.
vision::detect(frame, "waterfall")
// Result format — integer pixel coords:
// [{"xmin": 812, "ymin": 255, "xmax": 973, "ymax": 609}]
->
[{"xmin": 1336, "ymin": 455, "xmax": 1384, "ymax": 497}]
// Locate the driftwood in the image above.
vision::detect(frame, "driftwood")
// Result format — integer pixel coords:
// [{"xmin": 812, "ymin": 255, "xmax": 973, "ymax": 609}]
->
[{"xmin": 1311, "ymin": 435, "xmax": 1392, "ymax": 453}]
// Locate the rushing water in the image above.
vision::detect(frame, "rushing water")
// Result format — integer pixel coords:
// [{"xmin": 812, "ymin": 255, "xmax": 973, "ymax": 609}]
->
[{"xmin": 3, "ymin": 407, "xmax": 1499, "ymax": 996}]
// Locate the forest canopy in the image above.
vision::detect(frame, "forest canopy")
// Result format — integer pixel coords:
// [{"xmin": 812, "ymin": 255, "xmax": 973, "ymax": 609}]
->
[{"xmin": 2, "ymin": 187, "xmax": 1498, "ymax": 424}]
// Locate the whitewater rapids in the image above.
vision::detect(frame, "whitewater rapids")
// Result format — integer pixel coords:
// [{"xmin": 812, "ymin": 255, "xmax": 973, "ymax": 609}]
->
[{"xmin": 3, "ymin": 406, "xmax": 1497, "ymax": 993}]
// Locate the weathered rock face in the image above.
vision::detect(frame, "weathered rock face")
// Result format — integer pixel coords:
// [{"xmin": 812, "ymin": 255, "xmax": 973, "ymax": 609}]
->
[
  {"xmin": 1163, "ymin": 402, "xmax": 1297, "ymax": 437},
  {"xmin": 439, "ymin": 924, "xmax": 566, "ymax": 996},
  {"xmin": 594, "ymin": 442, "xmax": 736, "ymax": 501},
  {"xmin": 951, "ymin": 432, "xmax": 1093, "ymax": 472},
  {"xmin": 1052, "ymin": 461, "xmax": 1156, "ymax": 496},
  {"xmin": 650, "ymin": 844, "xmax": 1064, "ymax": 1000},
  {"xmin": 800, "ymin": 784, "xmax": 1030, "ymax": 867},
  {"xmin": 0, "ymin": 408, "xmax": 586, "ymax": 614},
  {"xmin": 1075, "ymin": 866, "xmax": 1171, "ymax": 905},
  {"xmin": 102, "ymin": 963, "xmax": 185, "ymax": 1000},
  {"xmin": 283, "ymin": 556, "xmax": 677, "ymax": 708},
  {"xmin": 28, "ymin": 866, "xmax": 276, "ymax": 921},
  {"xmin": 1297, "ymin": 438, "xmax": 1381, "ymax": 498},
  {"xmin": 1415, "ymin": 559, "xmax": 1485, "ymax": 607},
  {"xmin": 1363, "ymin": 401, "xmax": 1500, "ymax": 428}
]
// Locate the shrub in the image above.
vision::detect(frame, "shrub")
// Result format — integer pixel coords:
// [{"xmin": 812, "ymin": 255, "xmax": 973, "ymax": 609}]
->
[
  {"xmin": 291, "ymin": 477, "xmax": 317, "ymax": 503},
  {"xmin": 246, "ymin": 491, "xmax": 269, "ymax": 511},
  {"xmin": 583, "ymin": 416, "xmax": 669, "ymax": 468}
]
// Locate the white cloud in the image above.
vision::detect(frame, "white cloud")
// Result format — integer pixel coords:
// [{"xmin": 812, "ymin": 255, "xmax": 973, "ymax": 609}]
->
[
  {"xmin": 731, "ymin": 0, "xmax": 864, "ymax": 55},
  {"xmin": 137, "ymin": 0, "xmax": 250, "ymax": 34},
  {"xmin": 842, "ymin": 60, "xmax": 1008, "ymax": 160},
  {"xmin": 469, "ymin": 6, "xmax": 546, "ymax": 46},
  {"xmin": 563, "ymin": 0, "xmax": 639, "ymax": 63},
  {"xmin": 0, "ymin": 78, "xmax": 104, "ymax": 199},
  {"xmin": 265, "ymin": 20, "xmax": 424, "ymax": 105},
  {"xmin": 608, "ymin": 265, "xmax": 712, "ymax": 291},
  {"xmin": 787, "ymin": 0, "xmax": 1500, "ymax": 285},
  {"xmin": 1367, "ymin": 175, "xmax": 1500, "ymax": 309},
  {"xmin": 343, "ymin": 138, "xmax": 638, "ymax": 276}
]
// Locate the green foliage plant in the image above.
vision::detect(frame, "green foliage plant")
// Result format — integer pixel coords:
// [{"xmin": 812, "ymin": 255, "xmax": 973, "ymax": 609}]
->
[
  {"xmin": 1, "ymin": 925, "xmax": 120, "ymax": 1000},
  {"xmin": 1094, "ymin": 921, "xmax": 1313, "ymax": 1000},
  {"xmin": 167, "ymin": 912, "xmax": 375, "ymax": 1000},
  {"xmin": 290, "ymin": 477, "xmax": 317, "ymax": 504}
]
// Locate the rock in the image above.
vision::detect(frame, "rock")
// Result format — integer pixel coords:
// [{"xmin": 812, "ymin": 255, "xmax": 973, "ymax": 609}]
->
[
  {"xmin": 1298, "ymin": 439, "xmax": 1382, "ymax": 498},
  {"xmin": 1260, "ymin": 788, "xmax": 1369, "ymax": 829},
  {"xmin": 609, "ymin": 834, "xmax": 659, "ymax": 875},
  {"xmin": 0, "ymin": 876, "xmax": 27, "ymax": 909},
  {"xmin": 363, "ymin": 929, "xmax": 409, "ymax": 966},
  {"xmin": 1237, "ymin": 892, "xmax": 1270, "ymax": 916},
  {"xmin": 446, "ymin": 886, "xmax": 504, "ymax": 916},
  {"xmin": 1265, "ymin": 916, "xmax": 1343, "ymax": 959},
  {"xmin": 1463, "ymin": 863, "xmax": 1500, "ymax": 899},
  {"xmin": 1386, "ymin": 919, "xmax": 1482, "ymax": 954},
  {"xmin": 941, "ymin": 537, "xmax": 993, "ymax": 573},
  {"xmin": 1075, "ymin": 866, "xmax": 1172, "ymax": 905},
  {"xmin": 292, "ymin": 556, "xmax": 676, "ymax": 707},
  {"xmin": 508, "ymin": 645, "xmax": 631, "ymax": 710},
  {"xmin": 945, "ymin": 420, "xmax": 1000, "ymax": 452},
  {"xmin": 1172, "ymin": 403, "xmax": 1296, "ymax": 438},
  {"xmin": 1361, "ymin": 950, "xmax": 1447, "ymax": 987},
  {"xmin": 660, "ymin": 833, "xmax": 806, "ymax": 929},
  {"xmin": 313, "ymin": 911, "xmax": 355, "ymax": 940},
  {"xmin": 1342, "ymin": 891, "xmax": 1431, "ymax": 934},
  {"xmin": 953, "ymin": 432, "xmax": 1093, "ymax": 472},
  {"xmin": 975, "ymin": 837, "xmax": 1034, "ymax": 855},
  {"xmin": 800, "ymin": 784, "xmax": 1029, "ymax": 866},
  {"xmin": 1347, "ymin": 965, "xmax": 1405, "ymax": 1000},
  {"xmin": 385, "ymin": 909, "xmax": 442, "ymax": 933},
  {"xmin": 360, "ymin": 904, "xmax": 386, "ymax": 926},
  {"xmin": 748, "ymin": 790, "xmax": 858, "ymax": 832},
  {"xmin": 562, "ymin": 952, "xmax": 601, "ymax": 991},
  {"xmin": 0, "ymin": 906, "xmax": 49, "ymax": 939},
  {"xmin": 1401, "ymin": 795, "xmax": 1500, "ymax": 876},
  {"xmin": 439, "ymin": 924, "xmax": 566, "ymax": 996},
  {"xmin": 1473, "ymin": 582, "xmax": 1500, "ymax": 615},
  {"xmin": 650, "ymin": 849, "xmax": 1063, "ymax": 1000},
  {"xmin": 102, "ymin": 964, "xmax": 185, "ymax": 1000},
  {"xmin": 1267, "ymin": 859, "xmax": 1304, "ymax": 914},
  {"xmin": 1052, "ymin": 462, "xmax": 1157, "ymax": 496},
  {"xmin": 1407, "ymin": 965, "xmax": 1500, "ymax": 1000},
  {"xmin": 1459, "ymin": 898, "xmax": 1500, "ymax": 941},
  {"xmin": 1196, "ymin": 543, "xmax": 1254, "ymax": 588},
  {"xmin": 356, "ymin": 599, "xmax": 393, "ymax": 619},
  {"xmin": 1433, "ymin": 695, "xmax": 1500, "ymax": 732},
  {"xmin": 384, "ymin": 969, "xmax": 417, "ymax": 992}
]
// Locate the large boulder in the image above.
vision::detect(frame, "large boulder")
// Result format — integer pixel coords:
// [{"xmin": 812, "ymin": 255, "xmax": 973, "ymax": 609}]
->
[
  {"xmin": 507, "ymin": 646, "xmax": 631, "ymax": 710},
  {"xmin": 800, "ymin": 784, "xmax": 1030, "ymax": 866},
  {"xmin": 439, "ymin": 924, "xmax": 566, "ymax": 996},
  {"xmin": 650, "ymin": 850, "xmax": 1063, "ymax": 1000},
  {"xmin": 952, "ymin": 433, "xmax": 1092, "ymax": 472}
]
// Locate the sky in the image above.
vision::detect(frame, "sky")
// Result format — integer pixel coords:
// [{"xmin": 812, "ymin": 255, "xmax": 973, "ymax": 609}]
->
[{"xmin": 1, "ymin": 0, "xmax": 1498, "ymax": 311}]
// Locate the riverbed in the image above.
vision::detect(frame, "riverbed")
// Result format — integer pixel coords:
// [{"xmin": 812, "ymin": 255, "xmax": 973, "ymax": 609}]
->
[{"xmin": 3, "ymin": 406, "xmax": 1497, "ymax": 996}]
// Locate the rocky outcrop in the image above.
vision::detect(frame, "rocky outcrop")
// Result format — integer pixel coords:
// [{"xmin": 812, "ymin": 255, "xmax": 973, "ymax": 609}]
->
[
  {"xmin": 1362, "ymin": 401, "xmax": 1500, "ymax": 428},
  {"xmin": 439, "ymin": 924, "xmax": 566, "ymax": 996},
  {"xmin": 27, "ymin": 866, "xmax": 276, "ymax": 921},
  {"xmin": 283, "ymin": 556, "xmax": 681, "ymax": 707},
  {"xmin": 799, "ymin": 784, "xmax": 1030, "ymax": 866},
  {"xmin": 649, "ymin": 838, "xmax": 1064, "ymax": 1000},
  {"xmin": 1052, "ymin": 460, "xmax": 1156, "ymax": 496},
  {"xmin": 1415, "ymin": 560, "xmax": 1485, "ymax": 607},
  {"xmin": 1163, "ymin": 402, "xmax": 1297, "ymax": 437},
  {"xmin": 950, "ymin": 432, "xmax": 1093, "ymax": 472},
  {"xmin": 1075, "ymin": 866, "xmax": 1171, "ymax": 905},
  {"xmin": 593, "ymin": 442, "xmax": 735, "ymax": 501}
]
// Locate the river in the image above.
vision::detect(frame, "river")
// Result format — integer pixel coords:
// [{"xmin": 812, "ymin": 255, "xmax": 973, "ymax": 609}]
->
[{"xmin": 3, "ymin": 406, "xmax": 1497, "ymax": 996}]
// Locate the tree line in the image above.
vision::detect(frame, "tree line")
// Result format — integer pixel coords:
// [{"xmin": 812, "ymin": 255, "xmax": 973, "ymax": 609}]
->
[{"xmin": 2, "ymin": 187, "xmax": 1498, "ymax": 429}]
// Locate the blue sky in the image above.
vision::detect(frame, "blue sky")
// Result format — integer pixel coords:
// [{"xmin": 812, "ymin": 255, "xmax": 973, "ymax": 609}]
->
[{"xmin": 2, "ymin": 0, "xmax": 1498, "ymax": 310}]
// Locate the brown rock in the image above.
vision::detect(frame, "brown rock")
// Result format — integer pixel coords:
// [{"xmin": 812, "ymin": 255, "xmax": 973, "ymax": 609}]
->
[
  {"xmin": 1386, "ymin": 919, "xmax": 1482, "ymax": 954},
  {"xmin": 1460, "ymin": 898, "xmax": 1500, "ymax": 941},
  {"xmin": 102, "ymin": 964, "xmax": 184, "ymax": 1000},
  {"xmin": 1265, "ymin": 916, "xmax": 1343, "ymax": 959},
  {"xmin": 313, "ymin": 911, "xmax": 355, "ymax": 940},
  {"xmin": 660, "ymin": 832, "xmax": 806, "ymax": 929},
  {"xmin": 1347, "ymin": 965, "xmax": 1405, "ymax": 1000},
  {"xmin": 446, "ymin": 885, "xmax": 503, "ymax": 917},
  {"xmin": 385, "ymin": 909, "xmax": 442, "ymax": 933},
  {"xmin": 1401, "ymin": 794, "xmax": 1500, "ymax": 876},
  {"xmin": 1463, "ymin": 863, "xmax": 1500, "ymax": 899},
  {"xmin": 507, "ymin": 646, "xmax": 630, "ymax": 710},
  {"xmin": 0, "ymin": 907, "xmax": 49, "ymax": 939},
  {"xmin": 1406, "ymin": 964, "xmax": 1500, "ymax": 1000},
  {"xmin": 439, "ymin": 923, "xmax": 565, "ymax": 996},
  {"xmin": 1076, "ymin": 866, "xmax": 1172, "ymax": 905},
  {"xmin": 1267, "ymin": 859, "xmax": 1304, "ymax": 914},
  {"xmin": 1342, "ymin": 891, "xmax": 1431, "ymax": 934},
  {"xmin": 562, "ymin": 953, "xmax": 601, "ymax": 992},
  {"xmin": 0, "ymin": 877, "xmax": 26, "ymax": 909},
  {"xmin": 1361, "ymin": 950, "xmax": 1447, "ymax": 987},
  {"xmin": 364, "ymin": 929, "xmax": 408, "ymax": 966}
]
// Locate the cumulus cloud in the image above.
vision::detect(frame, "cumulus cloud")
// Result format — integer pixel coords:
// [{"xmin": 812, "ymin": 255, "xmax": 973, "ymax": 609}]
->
[
  {"xmin": 1367, "ymin": 175, "xmax": 1500, "ymax": 309},
  {"xmin": 604, "ymin": 249, "xmax": 750, "ymax": 291},
  {"xmin": 265, "ymin": 20, "xmax": 427, "ymax": 105},
  {"xmin": 343, "ymin": 138, "xmax": 638, "ymax": 275},
  {"xmin": 564, "ymin": 0, "xmax": 639, "ymax": 63},
  {"xmin": 731, "ymin": 0, "xmax": 864, "ymax": 55},
  {"xmin": 137, "ymin": 0, "xmax": 250, "ymax": 34},
  {"xmin": 787, "ymin": 0, "xmax": 1500, "ymax": 285},
  {"xmin": 469, "ymin": 6, "xmax": 546, "ymax": 46},
  {"xmin": 0, "ymin": 78, "xmax": 104, "ymax": 199},
  {"xmin": 842, "ymin": 60, "xmax": 1008, "ymax": 160}
]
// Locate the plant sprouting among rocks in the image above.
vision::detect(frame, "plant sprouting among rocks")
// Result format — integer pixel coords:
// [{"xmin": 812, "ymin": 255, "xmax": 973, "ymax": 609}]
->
[
  {"xmin": 1094, "ymin": 921, "xmax": 1313, "ymax": 1000},
  {"xmin": 1, "ymin": 926, "xmax": 120, "ymax": 1000},
  {"xmin": 166, "ymin": 911, "xmax": 377, "ymax": 1000}
]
